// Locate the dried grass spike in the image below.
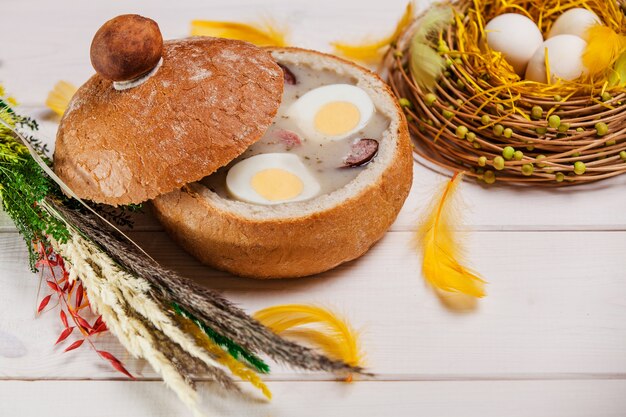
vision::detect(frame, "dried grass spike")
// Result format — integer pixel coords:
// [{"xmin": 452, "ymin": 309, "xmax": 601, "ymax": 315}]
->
[{"xmin": 174, "ymin": 314, "xmax": 272, "ymax": 399}]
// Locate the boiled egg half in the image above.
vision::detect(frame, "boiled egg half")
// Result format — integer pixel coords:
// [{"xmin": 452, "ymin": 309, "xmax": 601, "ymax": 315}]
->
[
  {"xmin": 226, "ymin": 153, "xmax": 320, "ymax": 205},
  {"xmin": 287, "ymin": 84, "xmax": 374, "ymax": 142}
]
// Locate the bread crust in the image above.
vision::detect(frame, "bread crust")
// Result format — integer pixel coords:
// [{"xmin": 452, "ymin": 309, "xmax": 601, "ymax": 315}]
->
[
  {"xmin": 54, "ymin": 37, "xmax": 283, "ymax": 206},
  {"xmin": 152, "ymin": 48, "xmax": 413, "ymax": 278}
]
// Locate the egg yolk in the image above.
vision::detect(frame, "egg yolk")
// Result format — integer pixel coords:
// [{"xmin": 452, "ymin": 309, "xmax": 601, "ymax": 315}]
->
[
  {"xmin": 251, "ymin": 168, "xmax": 304, "ymax": 201},
  {"xmin": 314, "ymin": 101, "xmax": 360, "ymax": 136}
]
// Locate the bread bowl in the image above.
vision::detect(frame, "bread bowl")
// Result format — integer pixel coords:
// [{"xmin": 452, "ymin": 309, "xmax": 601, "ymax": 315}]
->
[
  {"xmin": 54, "ymin": 15, "xmax": 413, "ymax": 279},
  {"xmin": 151, "ymin": 48, "xmax": 412, "ymax": 278}
]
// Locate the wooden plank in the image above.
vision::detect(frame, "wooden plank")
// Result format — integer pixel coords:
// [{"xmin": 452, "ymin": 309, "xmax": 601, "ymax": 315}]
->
[
  {"xmin": 1, "ymin": 379, "xmax": 625, "ymax": 417},
  {"xmin": 1, "ymin": 230, "xmax": 625, "ymax": 379}
]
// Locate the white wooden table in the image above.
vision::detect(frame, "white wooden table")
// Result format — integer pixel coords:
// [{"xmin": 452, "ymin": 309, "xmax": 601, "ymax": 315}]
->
[{"xmin": 1, "ymin": 0, "xmax": 626, "ymax": 415}]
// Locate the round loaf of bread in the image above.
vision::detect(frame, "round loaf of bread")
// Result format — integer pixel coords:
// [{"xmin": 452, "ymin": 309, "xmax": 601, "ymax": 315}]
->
[
  {"xmin": 152, "ymin": 48, "xmax": 413, "ymax": 279},
  {"xmin": 54, "ymin": 37, "xmax": 283, "ymax": 206}
]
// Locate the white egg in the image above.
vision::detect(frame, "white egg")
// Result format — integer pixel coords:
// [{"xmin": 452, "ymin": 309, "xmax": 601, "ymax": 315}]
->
[
  {"xmin": 286, "ymin": 84, "xmax": 374, "ymax": 143},
  {"xmin": 525, "ymin": 35, "xmax": 588, "ymax": 83},
  {"xmin": 548, "ymin": 8, "xmax": 601, "ymax": 39},
  {"xmin": 485, "ymin": 13, "xmax": 544, "ymax": 76},
  {"xmin": 226, "ymin": 153, "xmax": 320, "ymax": 205}
]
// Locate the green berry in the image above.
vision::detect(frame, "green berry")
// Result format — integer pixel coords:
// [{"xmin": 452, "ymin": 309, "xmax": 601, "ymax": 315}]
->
[
  {"xmin": 473, "ymin": 142, "xmax": 481, "ymax": 149},
  {"xmin": 454, "ymin": 58, "xmax": 463, "ymax": 66},
  {"xmin": 393, "ymin": 50, "xmax": 403, "ymax": 58},
  {"xmin": 493, "ymin": 124, "xmax": 504, "ymax": 136},
  {"xmin": 483, "ymin": 170, "xmax": 496, "ymax": 184},
  {"xmin": 554, "ymin": 95, "xmax": 563, "ymax": 102},
  {"xmin": 503, "ymin": 128, "xmax": 513, "ymax": 138},
  {"xmin": 558, "ymin": 123, "xmax": 570, "ymax": 133},
  {"xmin": 443, "ymin": 71, "xmax": 451, "ymax": 77},
  {"xmin": 425, "ymin": 93, "xmax": 438, "ymax": 106},
  {"xmin": 443, "ymin": 109, "xmax": 454, "ymax": 119},
  {"xmin": 467, "ymin": 132, "xmax": 476, "ymax": 142},
  {"xmin": 574, "ymin": 161, "xmax": 586, "ymax": 175},
  {"xmin": 445, "ymin": 58, "xmax": 454, "ymax": 68},
  {"xmin": 606, "ymin": 139, "xmax": 616, "ymax": 146},
  {"xmin": 521, "ymin": 163, "xmax": 534, "ymax": 176},
  {"xmin": 456, "ymin": 125, "xmax": 469, "ymax": 139},
  {"xmin": 620, "ymin": 151, "xmax": 626, "ymax": 161},
  {"xmin": 502, "ymin": 146, "xmax": 515, "ymax": 160},
  {"xmin": 399, "ymin": 98, "xmax": 412, "ymax": 108},
  {"xmin": 531, "ymin": 106, "xmax": 543, "ymax": 119},
  {"xmin": 595, "ymin": 122, "xmax": 609, "ymax": 136},
  {"xmin": 437, "ymin": 40, "xmax": 450, "ymax": 53},
  {"xmin": 548, "ymin": 115, "xmax": 561, "ymax": 129},
  {"xmin": 572, "ymin": 152, "xmax": 580, "ymax": 157},
  {"xmin": 536, "ymin": 126, "xmax": 547, "ymax": 135},
  {"xmin": 457, "ymin": 79, "xmax": 465, "ymax": 89},
  {"xmin": 601, "ymin": 92, "xmax": 612, "ymax": 102},
  {"xmin": 576, "ymin": 127, "xmax": 584, "ymax": 133},
  {"xmin": 536, "ymin": 154, "xmax": 547, "ymax": 167},
  {"xmin": 526, "ymin": 144, "xmax": 535, "ymax": 151},
  {"xmin": 493, "ymin": 156, "xmax": 505, "ymax": 170},
  {"xmin": 478, "ymin": 156, "xmax": 487, "ymax": 167},
  {"xmin": 555, "ymin": 172, "xmax": 565, "ymax": 182},
  {"xmin": 496, "ymin": 103, "xmax": 505, "ymax": 113},
  {"xmin": 481, "ymin": 115, "xmax": 491, "ymax": 125},
  {"xmin": 514, "ymin": 150, "xmax": 524, "ymax": 161}
]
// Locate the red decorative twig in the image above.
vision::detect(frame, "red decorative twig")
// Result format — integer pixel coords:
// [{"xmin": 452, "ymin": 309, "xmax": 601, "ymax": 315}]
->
[{"xmin": 34, "ymin": 241, "xmax": 133, "ymax": 379}]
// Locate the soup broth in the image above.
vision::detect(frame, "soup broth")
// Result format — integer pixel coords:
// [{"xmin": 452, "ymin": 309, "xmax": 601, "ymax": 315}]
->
[{"xmin": 202, "ymin": 62, "xmax": 390, "ymax": 203}]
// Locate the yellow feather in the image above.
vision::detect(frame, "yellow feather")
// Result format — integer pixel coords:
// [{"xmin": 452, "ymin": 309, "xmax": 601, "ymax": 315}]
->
[
  {"xmin": 417, "ymin": 173, "xmax": 486, "ymax": 297},
  {"xmin": 173, "ymin": 315, "xmax": 272, "ymax": 399},
  {"xmin": 583, "ymin": 25, "xmax": 626, "ymax": 78},
  {"xmin": 331, "ymin": 2, "xmax": 415, "ymax": 63},
  {"xmin": 253, "ymin": 304, "xmax": 361, "ymax": 368},
  {"xmin": 45, "ymin": 81, "xmax": 77, "ymax": 117},
  {"xmin": 190, "ymin": 20, "xmax": 288, "ymax": 47},
  {"xmin": 409, "ymin": 5, "xmax": 454, "ymax": 91}
]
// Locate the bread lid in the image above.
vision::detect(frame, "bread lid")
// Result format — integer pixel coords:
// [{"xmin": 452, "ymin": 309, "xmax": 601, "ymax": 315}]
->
[{"xmin": 54, "ymin": 15, "xmax": 284, "ymax": 206}]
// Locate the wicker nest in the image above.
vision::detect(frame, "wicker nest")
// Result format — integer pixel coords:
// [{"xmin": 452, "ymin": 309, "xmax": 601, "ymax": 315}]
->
[{"xmin": 384, "ymin": 0, "xmax": 626, "ymax": 185}]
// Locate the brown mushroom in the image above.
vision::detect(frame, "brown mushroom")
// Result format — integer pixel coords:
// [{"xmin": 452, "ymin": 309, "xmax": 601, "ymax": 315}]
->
[{"xmin": 90, "ymin": 14, "xmax": 163, "ymax": 82}]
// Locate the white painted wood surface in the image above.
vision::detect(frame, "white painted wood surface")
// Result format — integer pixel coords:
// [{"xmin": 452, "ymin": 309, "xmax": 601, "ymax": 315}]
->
[{"xmin": 1, "ymin": 0, "xmax": 625, "ymax": 416}]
